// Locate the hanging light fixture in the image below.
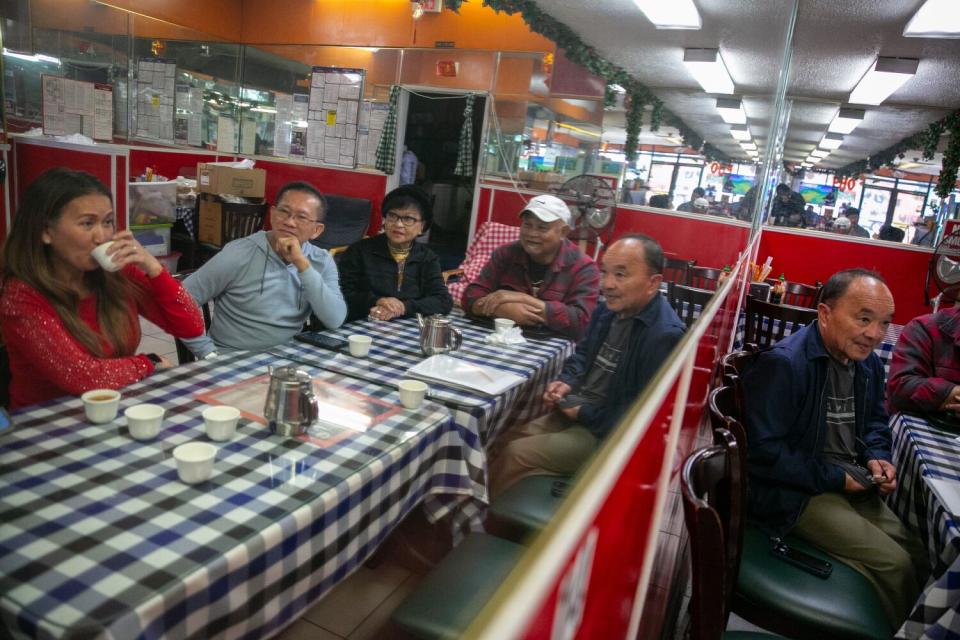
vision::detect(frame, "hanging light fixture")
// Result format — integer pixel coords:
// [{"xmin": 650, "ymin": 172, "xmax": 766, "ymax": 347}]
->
[
  {"xmin": 849, "ymin": 57, "xmax": 919, "ymax": 105},
  {"xmin": 683, "ymin": 48, "xmax": 735, "ymax": 94},
  {"xmin": 633, "ymin": 0, "xmax": 702, "ymax": 29},
  {"xmin": 828, "ymin": 107, "xmax": 866, "ymax": 134},
  {"xmin": 716, "ymin": 98, "xmax": 747, "ymax": 124}
]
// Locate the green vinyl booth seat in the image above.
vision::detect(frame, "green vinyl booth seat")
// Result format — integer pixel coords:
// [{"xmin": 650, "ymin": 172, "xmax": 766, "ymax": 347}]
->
[
  {"xmin": 391, "ymin": 533, "xmax": 525, "ymax": 640},
  {"xmin": 487, "ymin": 475, "xmax": 570, "ymax": 543},
  {"xmin": 735, "ymin": 525, "xmax": 893, "ymax": 640}
]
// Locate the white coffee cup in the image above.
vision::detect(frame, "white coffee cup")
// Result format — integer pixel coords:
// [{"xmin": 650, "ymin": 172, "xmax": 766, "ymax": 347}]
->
[
  {"xmin": 494, "ymin": 318, "xmax": 516, "ymax": 334},
  {"xmin": 173, "ymin": 441, "xmax": 217, "ymax": 484},
  {"xmin": 91, "ymin": 241, "xmax": 121, "ymax": 272},
  {"xmin": 398, "ymin": 380, "xmax": 428, "ymax": 409},
  {"xmin": 81, "ymin": 389, "xmax": 121, "ymax": 424},
  {"xmin": 203, "ymin": 405, "xmax": 240, "ymax": 442},
  {"xmin": 348, "ymin": 334, "xmax": 372, "ymax": 357},
  {"xmin": 124, "ymin": 403, "xmax": 165, "ymax": 440}
]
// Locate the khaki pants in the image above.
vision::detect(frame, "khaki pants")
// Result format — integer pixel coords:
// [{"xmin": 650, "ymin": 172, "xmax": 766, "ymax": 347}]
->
[
  {"xmin": 792, "ymin": 491, "xmax": 929, "ymax": 627},
  {"xmin": 488, "ymin": 411, "xmax": 598, "ymax": 498}
]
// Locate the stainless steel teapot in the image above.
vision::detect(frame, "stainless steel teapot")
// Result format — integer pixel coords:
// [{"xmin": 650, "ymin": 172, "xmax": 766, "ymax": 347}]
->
[
  {"xmin": 263, "ymin": 366, "xmax": 318, "ymax": 437},
  {"xmin": 416, "ymin": 314, "xmax": 463, "ymax": 356}
]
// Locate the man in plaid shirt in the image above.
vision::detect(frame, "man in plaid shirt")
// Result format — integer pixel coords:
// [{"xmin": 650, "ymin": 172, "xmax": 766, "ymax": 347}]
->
[
  {"xmin": 463, "ymin": 195, "xmax": 599, "ymax": 340},
  {"xmin": 887, "ymin": 304, "xmax": 960, "ymax": 415}
]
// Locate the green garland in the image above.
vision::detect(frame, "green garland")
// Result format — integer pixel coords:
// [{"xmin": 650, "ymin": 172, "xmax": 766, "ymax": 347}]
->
[
  {"xmin": 938, "ymin": 111, "xmax": 960, "ymax": 199},
  {"xmin": 444, "ymin": 0, "xmax": 465, "ymax": 11},
  {"xmin": 478, "ymin": 0, "xmax": 732, "ymax": 163},
  {"xmin": 624, "ymin": 91, "xmax": 645, "ymax": 163}
]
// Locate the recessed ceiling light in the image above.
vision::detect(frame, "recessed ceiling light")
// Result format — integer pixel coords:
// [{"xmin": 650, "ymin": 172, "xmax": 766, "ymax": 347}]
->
[
  {"xmin": 730, "ymin": 125, "xmax": 751, "ymax": 141},
  {"xmin": 849, "ymin": 57, "xmax": 919, "ymax": 105},
  {"xmin": 716, "ymin": 98, "xmax": 747, "ymax": 124},
  {"xmin": 633, "ymin": 0, "xmax": 702, "ymax": 29},
  {"xmin": 828, "ymin": 107, "xmax": 866, "ymax": 134},
  {"xmin": 819, "ymin": 133, "xmax": 844, "ymax": 150},
  {"xmin": 904, "ymin": 0, "xmax": 960, "ymax": 38},
  {"xmin": 811, "ymin": 148, "xmax": 830, "ymax": 158},
  {"xmin": 683, "ymin": 48, "xmax": 735, "ymax": 94}
]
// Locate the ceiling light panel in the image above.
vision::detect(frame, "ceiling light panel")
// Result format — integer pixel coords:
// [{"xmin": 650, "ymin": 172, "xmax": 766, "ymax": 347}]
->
[
  {"xmin": 819, "ymin": 133, "xmax": 844, "ymax": 150},
  {"xmin": 716, "ymin": 98, "xmax": 746, "ymax": 124},
  {"xmin": 810, "ymin": 148, "xmax": 830, "ymax": 158},
  {"xmin": 730, "ymin": 125, "xmax": 751, "ymax": 141},
  {"xmin": 904, "ymin": 0, "xmax": 960, "ymax": 38},
  {"xmin": 634, "ymin": 0, "xmax": 702, "ymax": 29},
  {"xmin": 740, "ymin": 141, "xmax": 758, "ymax": 151},
  {"xmin": 683, "ymin": 48, "xmax": 735, "ymax": 94},
  {"xmin": 828, "ymin": 107, "xmax": 866, "ymax": 134},
  {"xmin": 849, "ymin": 57, "xmax": 919, "ymax": 105}
]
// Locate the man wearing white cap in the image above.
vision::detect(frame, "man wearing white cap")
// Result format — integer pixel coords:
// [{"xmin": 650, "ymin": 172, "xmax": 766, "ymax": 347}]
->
[{"xmin": 463, "ymin": 194, "xmax": 599, "ymax": 340}]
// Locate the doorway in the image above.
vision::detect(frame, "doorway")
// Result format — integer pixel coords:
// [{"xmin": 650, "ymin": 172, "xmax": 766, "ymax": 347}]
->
[{"xmin": 398, "ymin": 90, "xmax": 486, "ymax": 270}]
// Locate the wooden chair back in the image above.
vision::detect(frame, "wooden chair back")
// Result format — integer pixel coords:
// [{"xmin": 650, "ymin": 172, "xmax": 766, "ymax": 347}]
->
[
  {"xmin": 763, "ymin": 279, "xmax": 822, "ymax": 308},
  {"xmin": 688, "ymin": 266, "xmax": 724, "ymax": 291},
  {"xmin": 682, "ymin": 428, "xmax": 745, "ymax": 640},
  {"xmin": 667, "ymin": 283, "xmax": 714, "ymax": 328},
  {"xmin": 664, "ymin": 257, "xmax": 695, "ymax": 286},
  {"xmin": 720, "ymin": 348, "xmax": 757, "ymax": 387},
  {"xmin": 743, "ymin": 297, "xmax": 817, "ymax": 348}
]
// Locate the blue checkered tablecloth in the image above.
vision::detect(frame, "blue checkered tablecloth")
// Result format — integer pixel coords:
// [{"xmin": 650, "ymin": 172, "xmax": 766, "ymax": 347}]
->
[
  {"xmin": 176, "ymin": 205, "xmax": 195, "ymax": 239},
  {"xmin": 273, "ymin": 310, "xmax": 574, "ymax": 447},
  {"xmin": 890, "ymin": 413, "xmax": 960, "ymax": 640},
  {"xmin": 0, "ymin": 350, "xmax": 482, "ymax": 640}
]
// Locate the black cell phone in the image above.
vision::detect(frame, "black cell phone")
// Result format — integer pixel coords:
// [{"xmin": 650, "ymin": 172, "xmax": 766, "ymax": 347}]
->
[
  {"xmin": 770, "ymin": 540, "xmax": 833, "ymax": 579},
  {"xmin": 294, "ymin": 331, "xmax": 348, "ymax": 351}
]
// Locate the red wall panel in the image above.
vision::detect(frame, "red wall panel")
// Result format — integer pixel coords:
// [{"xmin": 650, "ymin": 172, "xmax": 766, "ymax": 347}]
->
[
  {"xmin": 478, "ymin": 185, "xmax": 750, "ymax": 270},
  {"xmin": 759, "ymin": 228, "xmax": 931, "ymax": 325}
]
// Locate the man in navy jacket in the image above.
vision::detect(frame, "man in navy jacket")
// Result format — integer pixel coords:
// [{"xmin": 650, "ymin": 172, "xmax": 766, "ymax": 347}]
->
[
  {"xmin": 488, "ymin": 234, "xmax": 685, "ymax": 497},
  {"xmin": 742, "ymin": 268, "xmax": 927, "ymax": 627}
]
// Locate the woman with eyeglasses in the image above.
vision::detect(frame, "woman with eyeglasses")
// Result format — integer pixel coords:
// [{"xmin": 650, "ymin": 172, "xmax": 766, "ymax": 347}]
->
[{"xmin": 338, "ymin": 186, "xmax": 453, "ymax": 322}]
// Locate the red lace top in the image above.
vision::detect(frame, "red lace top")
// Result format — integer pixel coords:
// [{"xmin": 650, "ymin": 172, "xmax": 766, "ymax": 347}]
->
[{"xmin": 1, "ymin": 267, "xmax": 204, "ymax": 409}]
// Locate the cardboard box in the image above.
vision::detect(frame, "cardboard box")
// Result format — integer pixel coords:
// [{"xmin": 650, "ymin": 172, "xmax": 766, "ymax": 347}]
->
[
  {"xmin": 131, "ymin": 223, "xmax": 172, "ymax": 257},
  {"xmin": 196, "ymin": 163, "xmax": 266, "ymax": 198},
  {"xmin": 198, "ymin": 194, "xmax": 267, "ymax": 248}
]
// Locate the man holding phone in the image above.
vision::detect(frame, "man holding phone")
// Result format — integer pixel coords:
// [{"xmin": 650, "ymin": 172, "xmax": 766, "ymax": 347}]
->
[
  {"xmin": 488, "ymin": 234, "xmax": 684, "ymax": 496},
  {"xmin": 741, "ymin": 269, "xmax": 927, "ymax": 628}
]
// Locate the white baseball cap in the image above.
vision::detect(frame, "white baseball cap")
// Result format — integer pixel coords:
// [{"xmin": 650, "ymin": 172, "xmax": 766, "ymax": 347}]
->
[
  {"xmin": 834, "ymin": 216, "xmax": 852, "ymax": 229},
  {"xmin": 521, "ymin": 194, "xmax": 573, "ymax": 226},
  {"xmin": 694, "ymin": 198, "xmax": 709, "ymax": 209}
]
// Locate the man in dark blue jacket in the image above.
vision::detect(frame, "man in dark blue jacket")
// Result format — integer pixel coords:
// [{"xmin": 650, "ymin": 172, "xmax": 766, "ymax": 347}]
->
[
  {"xmin": 489, "ymin": 234, "xmax": 685, "ymax": 496},
  {"xmin": 742, "ymin": 268, "xmax": 927, "ymax": 627}
]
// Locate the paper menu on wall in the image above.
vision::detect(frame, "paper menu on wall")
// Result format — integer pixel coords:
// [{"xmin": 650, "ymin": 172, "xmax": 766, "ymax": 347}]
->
[
  {"xmin": 196, "ymin": 374, "xmax": 402, "ymax": 449},
  {"xmin": 305, "ymin": 65, "xmax": 365, "ymax": 168},
  {"xmin": 135, "ymin": 57, "xmax": 176, "ymax": 143},
  {"xmin": 41, "ymin": 75, "xmax": 114, "ymax": 141}
]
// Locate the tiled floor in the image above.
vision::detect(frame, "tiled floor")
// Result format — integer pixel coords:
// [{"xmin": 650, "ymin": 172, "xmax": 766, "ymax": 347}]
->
[{"xmin": 138, "ymin": 320, "xmax": 423, "ymax": 638}]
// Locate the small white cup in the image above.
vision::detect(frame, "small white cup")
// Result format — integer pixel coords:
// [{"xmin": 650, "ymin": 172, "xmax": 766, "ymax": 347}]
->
[
  {"xmin": 91, "ymin": 241, "xmax": 121, "ymax": 272},
  {"xmin": 203, "ymin": 405, "xmax": 240, "ymax": 442},
  {"xmin": 494, "ymin": 318, "xmax": 516, "ymax": 334},
  {"xmin": 124, "ymin": 403, "xmax": 165, "ymax": 440},
  {"xmin": 173, "ymin": 441, "xmax": 216, "ymax": 484},
  {"xmin": 348, "ymin": 334, "xmax": 372, "ymax": 358},
  {"xmin": 81, "ymin": 389, "xmax": 121, "ymax": 424},
  {"xmin": 398, "ymin": 380, "xmax": 428, "ymax": 409}
]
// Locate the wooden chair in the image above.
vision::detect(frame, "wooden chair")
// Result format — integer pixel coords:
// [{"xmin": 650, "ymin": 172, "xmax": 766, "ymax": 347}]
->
[
  {"xmin": 668, "ymin": 283, "xmax": 714, "ymax": 328},
  {"xmin": 686, "ymin": 424, "xmax": 893, "ymax": 640},
  {"xmin": 682, "ymin": 430, "xmax": 783, "ymax": 640},
  {"xmin": 743, "ymin": 297, "xmax": 817, "ymax": 348},
  {"xmin": 664, "ymin": 257, "xmax": 696, "ymax": 286},
  {"xmin": 688, "ymin": 266, "xmax": 725, "ymax": 291},
  {"xmin": 720, "ymin": 348, "xmax": 757, "ymax": 387},
  {"xmin": 763, "ymin": 280, "xmax": 822, "ymax": 308}
]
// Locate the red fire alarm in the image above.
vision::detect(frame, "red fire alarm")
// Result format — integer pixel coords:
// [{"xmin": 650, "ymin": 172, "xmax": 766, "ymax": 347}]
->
[{"xmin": 436, "ymin": 60, "xmax": 459, "ymax": 77}]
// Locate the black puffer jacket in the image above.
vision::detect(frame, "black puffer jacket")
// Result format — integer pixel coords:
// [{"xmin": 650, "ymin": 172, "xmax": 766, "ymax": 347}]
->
[{"xmin": 338, "ymin": 233, "xmax": 453, "ymax": 321}]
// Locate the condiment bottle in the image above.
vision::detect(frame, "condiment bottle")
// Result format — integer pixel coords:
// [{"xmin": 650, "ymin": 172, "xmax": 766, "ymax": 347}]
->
[{"xmin": 772, "ymin": 274, "xmax": 786, "ymax": 304}]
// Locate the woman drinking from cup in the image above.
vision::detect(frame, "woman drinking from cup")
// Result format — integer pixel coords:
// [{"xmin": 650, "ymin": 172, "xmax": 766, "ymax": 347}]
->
[
  {"xmin": 339, "ymin": 186, "xmax": 453, "ymax": 322},
  {"xmin": 0, "ymin": 168, "xmax": 205, "ymax": 408}
]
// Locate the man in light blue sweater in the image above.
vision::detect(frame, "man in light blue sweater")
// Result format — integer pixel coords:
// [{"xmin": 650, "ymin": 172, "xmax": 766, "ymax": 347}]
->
[{"xmin": 182, "ymin": 182, "xmax": 347, "ymax": 358}]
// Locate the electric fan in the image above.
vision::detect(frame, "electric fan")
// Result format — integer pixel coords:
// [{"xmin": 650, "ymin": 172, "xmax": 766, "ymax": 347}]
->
[
  {"xmin": 554, "ymin": 174, "xmax": 617, "ymax": 258},
  {"xmin": 925, "ymin": 228, "xmax": 960, "ymax": 307}
]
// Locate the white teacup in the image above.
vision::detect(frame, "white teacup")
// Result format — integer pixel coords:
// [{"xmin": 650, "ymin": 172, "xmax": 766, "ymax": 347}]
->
[
  {"xmin": 81, "ymin": 389, "xmax": 121, "ymax": 424},
  {"xmin": 398, "ymin": 380, "xmax": 428, "ymax": 409},
  {"xmin": 173, "ymin": 441, "xmax": 216, "ymax": 484},
  {"xmin": 203, "ymin": 405, "xmax": 240, "ymax": 442},
  {"xmin": 124, "ymin": 403, "xmax": 165, "ymax": 440},
  {"xmin": 348, "ymin": 334, "xmax": 372, "ymax": 358},
  {"xmin": 91, "ymin": 241, "xmax": 121, "ymax": 272},
  {"xmin": 494, "ymin": 318, "xmax": 516, "ymax": 334}
]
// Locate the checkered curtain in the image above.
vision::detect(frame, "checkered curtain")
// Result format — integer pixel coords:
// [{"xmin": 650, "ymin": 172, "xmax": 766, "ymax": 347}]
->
[
  {"xmin": 375, "ymin": 85, "xmax": 401, "ymax": 174},
  {"xmin": 453, "ymin": 94, "xmax": 476, "ymax": 177}
]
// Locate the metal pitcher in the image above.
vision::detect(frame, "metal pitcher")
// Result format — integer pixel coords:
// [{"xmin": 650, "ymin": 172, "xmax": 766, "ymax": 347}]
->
[
  {"xmin": 263, "ymin": 366, "xmax": 318, "ymax": 437},
  {"xmin": 416, "ymin": 314, "xmax": 463, "ymax": 356}
]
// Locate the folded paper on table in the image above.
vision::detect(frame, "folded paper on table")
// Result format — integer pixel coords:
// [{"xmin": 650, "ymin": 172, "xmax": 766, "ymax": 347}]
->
[
  {"xmin": 196, "ymin": 374, "xmax": 401, "ymax": 447},
  {"xmin": 407, "ymin": 354, "xmax": 525, "ymax": 396}
]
